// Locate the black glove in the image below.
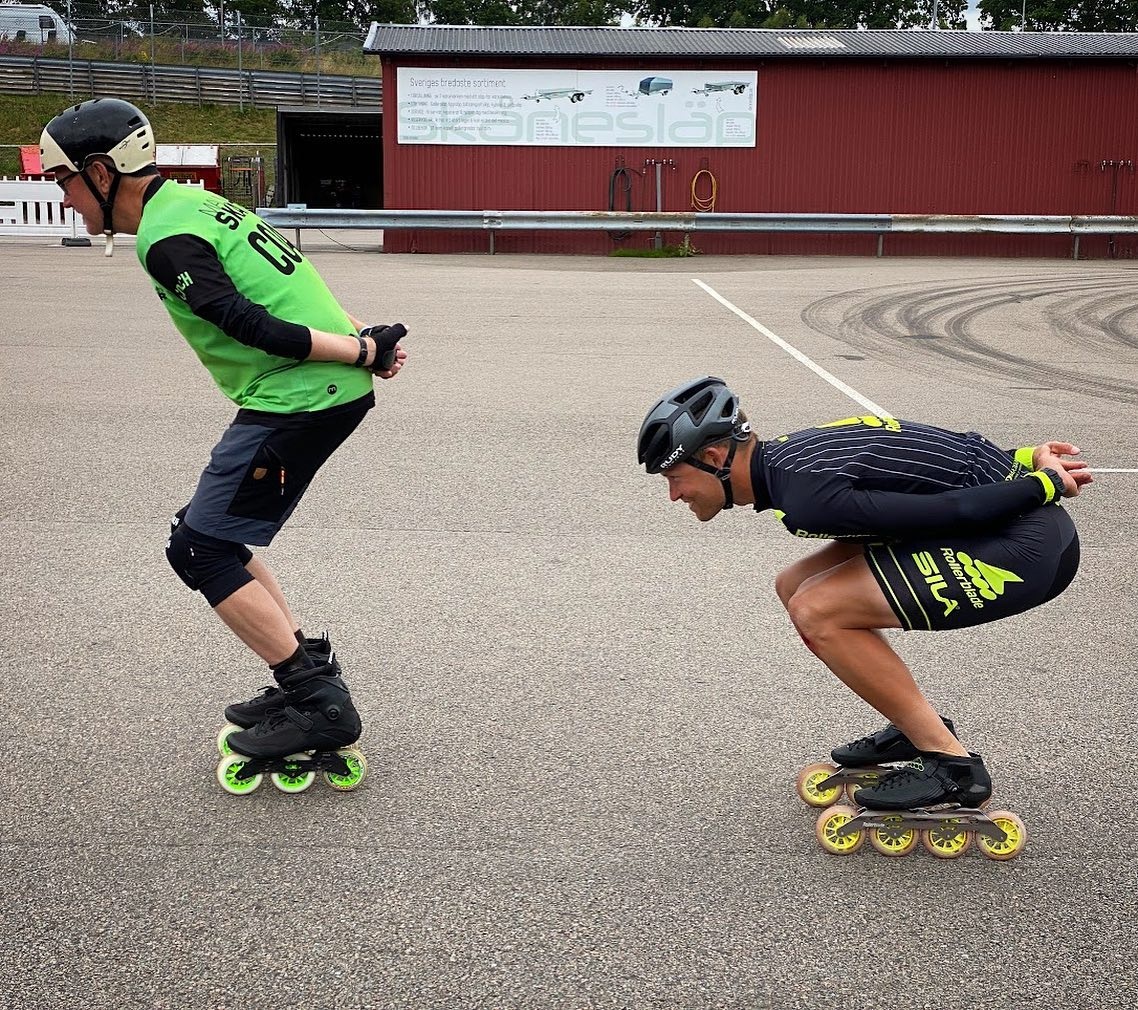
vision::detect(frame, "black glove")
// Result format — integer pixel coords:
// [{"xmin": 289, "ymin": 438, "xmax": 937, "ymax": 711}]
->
[{"xmin": 359, "ymin": 323, "xmax": 406, "ymax": 373}]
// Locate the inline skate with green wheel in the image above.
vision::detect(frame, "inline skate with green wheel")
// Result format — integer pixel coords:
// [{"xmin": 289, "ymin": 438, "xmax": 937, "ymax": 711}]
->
[
  {"xmin": 215, "ymin": 660, "xmax": 368, "ymax": 796},
  {"xmin": 215, "ymin": 634, "xmax": 337, "ymax": 757}
]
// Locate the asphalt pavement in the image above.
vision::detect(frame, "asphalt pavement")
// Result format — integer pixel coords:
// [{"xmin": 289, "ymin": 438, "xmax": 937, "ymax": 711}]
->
[{"xmin": 1, "ymin": 236, "xmax": 1135, "ymax": 1009}]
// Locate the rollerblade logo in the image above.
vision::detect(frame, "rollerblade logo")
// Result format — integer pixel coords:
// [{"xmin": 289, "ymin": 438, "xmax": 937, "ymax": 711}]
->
[
  {"xmin": 912, "ymin": 551, "xmax": 959, "ymax": 617},
  {"xmin": 941, "ymin": 550, "xmax": 1022, "ymax": 604}
]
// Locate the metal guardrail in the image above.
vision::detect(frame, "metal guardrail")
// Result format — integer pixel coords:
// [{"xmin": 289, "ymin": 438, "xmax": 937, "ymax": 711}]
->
[
  {"xmin": 256, "ymin": 208, "xmax": 1138, "ymax": 256},
  {"xmin": 0, "ymin": 54, "xmax": 380, "ymax": 108}
]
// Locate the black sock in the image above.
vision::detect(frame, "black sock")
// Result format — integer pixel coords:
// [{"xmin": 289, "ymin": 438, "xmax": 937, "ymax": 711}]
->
[
  {"xmin": 294, "ymin": 628, "xmax": 305, "ymax": 645},
  {"xmin": 271, "ymin": 644, "xmax": 315, "ymax": 682}
]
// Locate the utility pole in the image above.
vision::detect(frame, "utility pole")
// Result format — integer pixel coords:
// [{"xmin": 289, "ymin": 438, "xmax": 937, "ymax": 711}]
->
[
  {"xmin": 66, "ymin": 0, "xmax": 73, "ymax": 99},
  {"xmin": 236, "ymin": 11, "xmax": 243, "ymax": 112},
  {"xmin": 149, "ymin": 4, "xmax": 156, "ymax": 105}
]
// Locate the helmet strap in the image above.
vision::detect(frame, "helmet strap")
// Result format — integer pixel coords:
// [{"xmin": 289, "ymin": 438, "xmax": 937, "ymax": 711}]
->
[
  {"xmin": 78, "ymin": 164, "xmax": 122, "ymax": 257},
  {"xmin": 101, "ymin": 171, "xmax": 123, "ymax": 257},
  {"xmin": 687, "ymin": 438, "xmax": 739, "ymax": 510}
]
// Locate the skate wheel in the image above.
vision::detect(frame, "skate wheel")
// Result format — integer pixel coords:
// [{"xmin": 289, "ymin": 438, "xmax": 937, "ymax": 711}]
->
[
  {"xmin": 796, "ymin": 762, "xmax": 842, "ymax": 808},
  {"xmin": 217, "ymin": 754, "xmax": 262, "ymax": 795},
  {"xmin": 869, "ymin": 816, "xmax": 918, "ymax": 857},
  {"xmin": 271, "ymin": 753, "xmax": 317, "ymax": 794},
  {"xmin": 216, "ymin": 722, "xmax": 242, "ymax": 757},
  {"xmin": 815, "ymin": 805, "xmax": 865, "ymax": 855},
  {"xmin": 920, "ymin": 817, "xmax": 972, "ymax": 858},
  {"xmin": 977, "ymin": 810, "xmax": 1026, "ymax": 861},
  {"xmin": 324, "ymin": 748, "xmax": 368, "ymax": 791}
]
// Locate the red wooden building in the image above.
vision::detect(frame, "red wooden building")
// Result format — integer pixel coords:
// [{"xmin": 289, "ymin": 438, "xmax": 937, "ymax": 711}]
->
[{"xmin": 364, "ymin": 25, "xmax": 1138, "ymax": 257}]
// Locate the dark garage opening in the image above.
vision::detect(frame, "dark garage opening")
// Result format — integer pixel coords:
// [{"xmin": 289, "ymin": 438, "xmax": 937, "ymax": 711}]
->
[{"xmin": 275, "ymin": 107, "xmax": 382, "ymax": 210}]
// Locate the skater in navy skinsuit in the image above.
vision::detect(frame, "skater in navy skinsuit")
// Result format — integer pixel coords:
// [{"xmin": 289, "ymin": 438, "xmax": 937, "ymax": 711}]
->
[{"xmin": 637, "ymin": 376, "xmax": 1091, "ymax": 810}]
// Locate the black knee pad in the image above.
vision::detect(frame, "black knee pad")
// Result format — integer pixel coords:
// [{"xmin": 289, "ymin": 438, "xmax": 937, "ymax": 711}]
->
[{"xmin": 166, "ymin": 511, "xmax": 254, "ymax": 607}]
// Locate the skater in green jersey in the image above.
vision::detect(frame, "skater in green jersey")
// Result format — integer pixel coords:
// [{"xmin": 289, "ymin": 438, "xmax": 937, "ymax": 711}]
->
[{"xmin": 41, "ymin": 98, "xmax": 406, "ymax": 786}]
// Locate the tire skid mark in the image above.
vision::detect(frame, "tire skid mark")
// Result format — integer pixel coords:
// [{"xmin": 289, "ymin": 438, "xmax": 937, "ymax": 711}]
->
[
  {"xmin": 801, "ymin": 275, "xmax": 1138, "ymax": 406},
  {"xmin": 1043, "ymin": 290, "xmax": 1138, "ymax": 354}
]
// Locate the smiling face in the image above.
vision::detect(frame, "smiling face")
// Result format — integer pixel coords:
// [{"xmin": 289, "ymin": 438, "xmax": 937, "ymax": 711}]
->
[{"xmin": 662, "ymin": 443, "xmax": 732, "ymax": 522}]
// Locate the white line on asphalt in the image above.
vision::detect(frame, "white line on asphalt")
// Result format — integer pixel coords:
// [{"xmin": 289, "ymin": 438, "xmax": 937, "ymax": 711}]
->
[
  {"xmin": 693, "ymin": 279, "xmax": 1138, "ymax": 477},
  {"xmin": 692, "ymin": 278, "xmax": 892, "ymax": 418}
]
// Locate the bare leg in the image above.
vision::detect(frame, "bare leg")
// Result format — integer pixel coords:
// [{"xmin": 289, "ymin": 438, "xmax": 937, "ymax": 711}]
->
[
  {"xmin": 787, "ymin": 556, "xmax": 966, "ymax": 757},
  {"xmin": 776, "ymin": 543, "xmax": 888, "ymax": 649},
  {"xmin": 774, "ymin": 542, "xmax": 865, "ymax": 607},
  {"xmin": 245, "ymin": 555, "xmax": 300, "ymax": 637},
  {"xmin": 214, "ymin": 579, "xmax": 299, "ymax": 666}
]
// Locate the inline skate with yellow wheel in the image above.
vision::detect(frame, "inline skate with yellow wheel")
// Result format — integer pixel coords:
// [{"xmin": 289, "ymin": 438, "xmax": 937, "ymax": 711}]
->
[
  {"xmin": 813, "ymin": 752, "xmax": 1026, "ymax": 860},
  {"xmin": 795, "ymin": 717, "xmax": 958, "ymax": 808}
]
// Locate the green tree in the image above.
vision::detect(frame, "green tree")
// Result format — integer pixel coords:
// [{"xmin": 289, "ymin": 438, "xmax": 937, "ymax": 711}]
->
[
  {"xmin": 632, "ymin": 0, "xmax": 964, "ymax": 26},
  {"xmin": 106, "ymin": 0, "xmax": 209, "ymax": 19},
  {"xmin": 979, "ymin": 0, "xmax": 1138, "ymax": 29},
  {"xmin": 422, "ymin": 0, "xmax": 621, "ymax": 24},
  {"xmin": 276, "ymin": 0, "xmax": 416, "ymax": 29}
]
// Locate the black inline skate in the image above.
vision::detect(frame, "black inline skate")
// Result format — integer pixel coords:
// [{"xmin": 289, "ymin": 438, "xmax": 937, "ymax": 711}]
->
[
  {"xmin": 215, "ymin": 661, "xmax": 367, "ymax": 796},
  {"xmin": 795, "ymin": 717, "xmax": 957, "ymax": 809},
  {"xmin": 215, "ymin": 634, "xmax": 337, "ymax": 756},
  {"xmin": 814, "ymin": 752, "xmax": 1027, "ymax": 860}
]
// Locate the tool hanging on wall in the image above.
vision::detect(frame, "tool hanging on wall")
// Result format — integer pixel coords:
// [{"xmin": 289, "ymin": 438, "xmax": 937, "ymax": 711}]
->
[
  {"xmin": 691, "ymin": 158, "xmax": 718, "ymax": 213},
  {"xmin": 607, "ymin": 155, "xmax": 643, "ymax": 243}
]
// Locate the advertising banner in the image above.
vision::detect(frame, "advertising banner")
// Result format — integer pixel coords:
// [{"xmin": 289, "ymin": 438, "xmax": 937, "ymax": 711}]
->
[{"xmin": 397, "ymin": 68, "xmax": 758, "ymax": 148}]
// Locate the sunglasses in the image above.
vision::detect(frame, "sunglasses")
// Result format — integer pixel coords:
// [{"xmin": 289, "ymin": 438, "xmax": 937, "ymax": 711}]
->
[{"xmin": 54, "ymin": 171, "xmax": 80, "ymax": 191}]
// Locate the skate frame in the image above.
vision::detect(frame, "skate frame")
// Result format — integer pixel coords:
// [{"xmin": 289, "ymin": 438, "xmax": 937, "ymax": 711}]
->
[{"xmin": 835, "ymin": 807, "xmax": 1009, "ymax": 844}]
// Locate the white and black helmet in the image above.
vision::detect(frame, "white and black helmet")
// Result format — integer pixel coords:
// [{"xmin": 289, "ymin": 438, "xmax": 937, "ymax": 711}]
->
[
  {"xmin": 638, "ymin": 375, "xmax": 752, "ymax": 508},
  {"xmin": 40, "ymin": 97, "xmax": 155, "ymax": 176},
  {"xmin": 40, "ymin": 98, "xmax": 156, "ymax": 254}
]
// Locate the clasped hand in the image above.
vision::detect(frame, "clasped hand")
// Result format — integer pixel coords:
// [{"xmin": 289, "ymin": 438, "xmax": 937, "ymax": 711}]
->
[{"xmin": 1032, "ymin": 441, "xmax": 1092, "ymax": 497}]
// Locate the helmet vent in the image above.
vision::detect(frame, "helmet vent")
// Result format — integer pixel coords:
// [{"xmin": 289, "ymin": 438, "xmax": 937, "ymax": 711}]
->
[{"xmin": 686, "ymin": 388, "xmax": 714, "ymax": 423}]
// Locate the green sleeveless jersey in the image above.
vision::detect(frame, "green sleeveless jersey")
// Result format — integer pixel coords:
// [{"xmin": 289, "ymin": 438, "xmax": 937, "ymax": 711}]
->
[{"xmin": 135, "ymin": 182, "xmax": 372, "ymax": 413}]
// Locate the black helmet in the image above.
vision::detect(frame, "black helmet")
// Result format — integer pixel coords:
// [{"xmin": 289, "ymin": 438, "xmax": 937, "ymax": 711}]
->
[
  {"xmin": 638, "ymin": 376, "xmax": 751, "ymax": 509},
  {"xmin": 40, "ymin": 98, "xmax": 155, "ymax": 175},
  {"xmin": 637, "ymin": 376, "xmax": 746, "ymax": 473}
]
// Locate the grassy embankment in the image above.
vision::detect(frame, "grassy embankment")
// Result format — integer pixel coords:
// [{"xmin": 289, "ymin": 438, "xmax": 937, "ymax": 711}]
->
[{"xmin": 0, "ymin": 93, "xmax": 275, "ymax": 177}]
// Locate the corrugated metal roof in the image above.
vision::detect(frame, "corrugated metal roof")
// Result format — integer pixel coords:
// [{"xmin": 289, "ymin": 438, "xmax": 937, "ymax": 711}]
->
[{"xmin": 364, "ymin": 24, "xmax": 1138, "ymax": 59}]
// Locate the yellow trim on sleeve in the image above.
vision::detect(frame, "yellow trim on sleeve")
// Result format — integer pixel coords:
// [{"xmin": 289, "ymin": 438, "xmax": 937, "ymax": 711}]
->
[{"xmin": 1028, "ymin": 470, "xmax": 1059, "ymax": 504}]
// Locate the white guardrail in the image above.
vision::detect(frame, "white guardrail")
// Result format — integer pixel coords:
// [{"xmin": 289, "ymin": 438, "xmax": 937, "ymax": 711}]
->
[
  {"xmin": 0, "ymin": 177, "xmax": 202, "ymax": 239},
  {"xmin": 256, "ymin": 207, "xmax": 1138, "ymax": 257},
  {"xmin": 0, "ymin": 177, "xmax": 78, "ymax": 238}
]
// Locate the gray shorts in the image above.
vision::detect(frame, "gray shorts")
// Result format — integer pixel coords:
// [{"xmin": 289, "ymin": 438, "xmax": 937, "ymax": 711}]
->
[{"xmin": 184, "ymin": 396, "xmax": 371, "ymax": 546}]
